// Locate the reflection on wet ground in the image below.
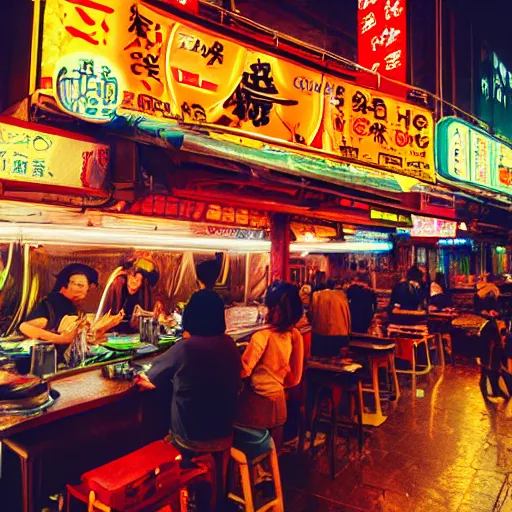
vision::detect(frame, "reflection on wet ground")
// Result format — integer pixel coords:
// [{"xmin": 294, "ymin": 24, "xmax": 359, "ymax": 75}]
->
[{"xmin": 281, "ymin": 363, "xmax": 512, "ymax": 511}]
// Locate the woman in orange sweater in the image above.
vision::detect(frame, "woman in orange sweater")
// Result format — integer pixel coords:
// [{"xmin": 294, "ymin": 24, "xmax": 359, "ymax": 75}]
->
[{"xmin": 236, "ymin": 281, "xmax": 304, "ymax": 449}]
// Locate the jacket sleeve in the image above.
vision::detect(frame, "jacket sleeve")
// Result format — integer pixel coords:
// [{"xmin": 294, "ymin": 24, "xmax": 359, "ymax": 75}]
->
[
  {"xmin": 284, "ymin": 328, "xmax": 304, "ymax": 388},
  {"xmin": 146, "ymin": 343, "xmax": 182, "ymax": 387},
  {"xmin": 241, "ymin": 330, "xmax": 270, "ymax": 379}
]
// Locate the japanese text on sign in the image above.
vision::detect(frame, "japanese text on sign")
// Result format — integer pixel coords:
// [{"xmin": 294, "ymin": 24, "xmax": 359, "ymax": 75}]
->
[
  {"xmin": 0, "ymin": 118, "xmax": 109, "ymax": 190},
  {"xmin": 358, "ymin": 0, "xmax": 407, "ymax": 82},
  {"xmin": 437, "ymin": 117, "xmax": 512, "ymax": 197},
  {"xmin": 41, "ymin": 0, "xmax": 434, "ymax": 183}
]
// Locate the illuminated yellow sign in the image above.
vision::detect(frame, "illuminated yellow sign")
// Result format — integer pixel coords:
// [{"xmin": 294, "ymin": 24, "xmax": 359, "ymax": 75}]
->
[
  {"xmin": 0, "ymin": 117, "xmax": 109, "ymax": 190},
  {"xmin": 370, "ymin": 209, "xmax": 411, "ymax": 225},
  {"xmin": 41, "ymin": 0, "xmax": 435, "ymax": 182}
]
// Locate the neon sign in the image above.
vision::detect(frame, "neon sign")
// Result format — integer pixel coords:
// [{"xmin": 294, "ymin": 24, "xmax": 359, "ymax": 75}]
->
[
  {"xmin": 55, "ymin": 55, "xmax": 123, "ymax": 122},
  {"xmin": 411, "ymin": 215, "xmax": 457, "ymax": 238},
  {"xmin": 438, "ymin": 238, "xmax": 473, "ymax": 247},
  {"xmin": 358, "ymin": 0, "xmax": 407, "ymax": 82},
  {"xmin": 370, "ymin": 209, "xmax": 411, "ymax": 225},
  {"xmin": 437, "ymin": 117, "xmax": 512, "ymax": 196},
  {"xmin": 0, "ymin": 117, "xmax": 109, "ymax": 190},
  {"xmin": 41, "ymin": 0, "xmax": 435, "ymax": 183}
]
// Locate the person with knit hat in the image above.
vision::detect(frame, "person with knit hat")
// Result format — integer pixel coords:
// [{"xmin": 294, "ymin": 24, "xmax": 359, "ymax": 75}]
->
[{"xmin": 20, "ymin": 263, "xmax": 99, "ymax": 344}]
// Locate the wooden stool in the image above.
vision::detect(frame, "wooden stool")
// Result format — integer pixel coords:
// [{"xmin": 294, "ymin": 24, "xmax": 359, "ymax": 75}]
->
[
  {"xmin": 228, "ymin": 427, "xmax": 284, "ymax": 512},
  {"xmin": 388, "ymin": 324, "xmax": 435, "ymax": 387},
  {"xmin": 307, "ymin": 370, "xmax": 364, "ymax": 480},
  {"xmin": 349, "ymin": 343, "xmax": 400, "ymax": 427}
]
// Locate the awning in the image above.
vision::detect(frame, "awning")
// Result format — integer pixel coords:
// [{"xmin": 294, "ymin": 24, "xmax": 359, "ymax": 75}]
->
[
  {"xmin": 30, "ymin": 94, "xmax": 457, "ymax": 211},
  {"xmin": 104, "ymin": 113, "xmax": 416, "ymax": 196}
]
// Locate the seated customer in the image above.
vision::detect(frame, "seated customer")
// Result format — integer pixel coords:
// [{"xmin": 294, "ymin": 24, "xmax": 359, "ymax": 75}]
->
[
  {"xmin": 181, "ymin": 259, "xmax": 222, "ymax": 337},
  {"xmin": 346, "ymin": 273, "xmax": 377, "ymax": 334},
  {"xmin": 389, "ymin": 265, "xmax": 426, "ymax": 312},
  {"xmin": 309, "ymin": 279, "xmax": 351, "ymax": 356},
  {"xmin": 236, "ymin": 281, "xmax": 304, "ymax": 449},
  {"xmin": 430, "ymin": 272, "xmax": 452, "ymax": 311},
  {"xmin": 136, "ymin": 290, "xmax": 242, "ymax": 453}
]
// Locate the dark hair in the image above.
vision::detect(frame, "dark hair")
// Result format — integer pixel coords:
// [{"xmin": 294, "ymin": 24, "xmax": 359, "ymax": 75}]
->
[
  {"xmin": 182, "ymin": 290, "xmax": 226, "ymax": 336},
  {"xmin": 434, "ymin": 272, "xmax": 447, "ymax": 289},
  {"xmin": 349, "ymin": 262, "xmax": 358, "ymax": 272},
  {"xmin": 326, "ymin": 279, "xmax": 336, "ymax": 290},
  {"xmin": 52, "ymin": 264, "xmax": 98, "ymax": 293},
  {"xmin": 355, "ymin": 272, "xmax": 372, "ymax": 286},
  {"xmin": 265, "ymin": 281, "xmax": 303, "ymax": 332},
  {"xmin": 406, "ymin": 265, "xmax": 424, "ymax": 283},
  {"xmin": 196, "ymin": 259, "xmax": 221, "ymax": 289},
  {"xmin": 122, "ymin": 257, "xmax": 159, "ymax": 287}
]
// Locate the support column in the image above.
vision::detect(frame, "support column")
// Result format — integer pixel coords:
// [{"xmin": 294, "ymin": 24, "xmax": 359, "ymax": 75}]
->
[{"xmin": 270, "ymin": 213, "xmax": 290, "ymax": 282}]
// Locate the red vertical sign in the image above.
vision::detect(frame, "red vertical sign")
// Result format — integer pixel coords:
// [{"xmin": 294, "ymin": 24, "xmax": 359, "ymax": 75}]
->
[{"xmin": 358, "ymin": 0, "xmax": 407, "ymax": 83}]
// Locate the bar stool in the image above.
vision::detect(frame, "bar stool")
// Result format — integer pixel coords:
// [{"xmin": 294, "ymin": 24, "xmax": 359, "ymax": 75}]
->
[
  {"xmin": 306, "ymin": 368, "xmax": 364, "ymax": 480},
  {"xmin": 349, "ymin": 337, "xmax": 400, "ymax": 427},
  {"xmin": 387, "ymin": 324, "xmax": 435, "ymax": 387},
  {"xmin": 228, "ymin": 426, "xmax": 284, "ymax": 512}
]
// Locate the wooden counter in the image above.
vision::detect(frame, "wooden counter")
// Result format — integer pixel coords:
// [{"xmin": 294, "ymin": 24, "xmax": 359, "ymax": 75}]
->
[{"xmin": 0, "ymin": 369, "xmax": 136, "ymax": 441}]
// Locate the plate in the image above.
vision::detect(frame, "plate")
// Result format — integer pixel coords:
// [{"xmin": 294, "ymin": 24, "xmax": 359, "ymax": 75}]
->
[
  {"xmin": 102, "ymin": 341, "xmax": 143, "ymax": 352},
  {"xmin": 158, "ymin": 336, "xmax": 179, "ymax": 345}
]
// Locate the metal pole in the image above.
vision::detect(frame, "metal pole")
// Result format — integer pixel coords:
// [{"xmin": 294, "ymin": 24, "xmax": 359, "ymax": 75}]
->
[
  {"xmin": 439, "ymin": 0, "xmax": 444, "ymax": 109},
  {"xmin": 470, "ymin": 21, "xmax": 475, "ymax": 113},
  {"xmin": 450, "ymin": 8, "xmax": 456, "ymax": 105},
  {"xmin": 29, "ymin": 0, "xmax": 41, "ymax": 95},
  {"xmin": 435, "ymin": 0, "xmax": 440, "ymax": 118}
]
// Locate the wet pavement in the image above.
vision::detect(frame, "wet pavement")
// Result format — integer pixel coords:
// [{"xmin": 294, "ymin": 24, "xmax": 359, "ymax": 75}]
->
[{"xmin": 280, "ymin": 363, "xmax": 512, "ymax": 511}]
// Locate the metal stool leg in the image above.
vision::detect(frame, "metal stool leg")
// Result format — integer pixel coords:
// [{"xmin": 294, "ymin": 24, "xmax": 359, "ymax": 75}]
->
[
  {"xmin": 329, "ymin": 390, "xmax": 337, "ymax": 480},
  {"xmin": 389, "ymin": 353, "xmax": 400, "ymax": 402},
  {"xmin": 356, "ymin": 381, "xmax": 364, "ymax": 454}
]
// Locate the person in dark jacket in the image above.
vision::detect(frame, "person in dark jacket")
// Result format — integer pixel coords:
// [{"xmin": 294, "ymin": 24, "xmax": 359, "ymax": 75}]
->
[
  {"xmin": 430, "ymin": 272, "xmax": 452, "ymax": 310},
  {"xmin": 136, "ymin": 289, "xmax": 241, "ymax": 511},
  {"xmin": 347, "ymin": 273, "xmax": 377, "ymax": 334},
  {"xmin": 389, "ymin": 265, "xmax": 426, "ymax": 312},
  {"xmin": 136, "ymin": 261, "xmax": 241, "ymax": 452}
]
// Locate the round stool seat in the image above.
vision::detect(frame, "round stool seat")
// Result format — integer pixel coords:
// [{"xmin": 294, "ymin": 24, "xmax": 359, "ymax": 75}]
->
[{"xmin": 233, "ymin": 426, "xmax": 272, "ymax": 460}]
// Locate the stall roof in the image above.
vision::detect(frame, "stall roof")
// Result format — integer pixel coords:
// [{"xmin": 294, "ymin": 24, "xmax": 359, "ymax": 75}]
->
[{"xmin": 106, "ymin": 113, "xmax": 419, "ymax": 197}]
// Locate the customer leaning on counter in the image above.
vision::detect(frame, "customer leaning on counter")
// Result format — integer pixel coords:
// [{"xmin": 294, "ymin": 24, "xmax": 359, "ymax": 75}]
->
[
  {"xmin": 136, "ymin": 287, "xmax": 242, "ymax": 453},
  {"xmin": 235, "ymin": 281, "xmax": 304, "ymax": 450}
]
